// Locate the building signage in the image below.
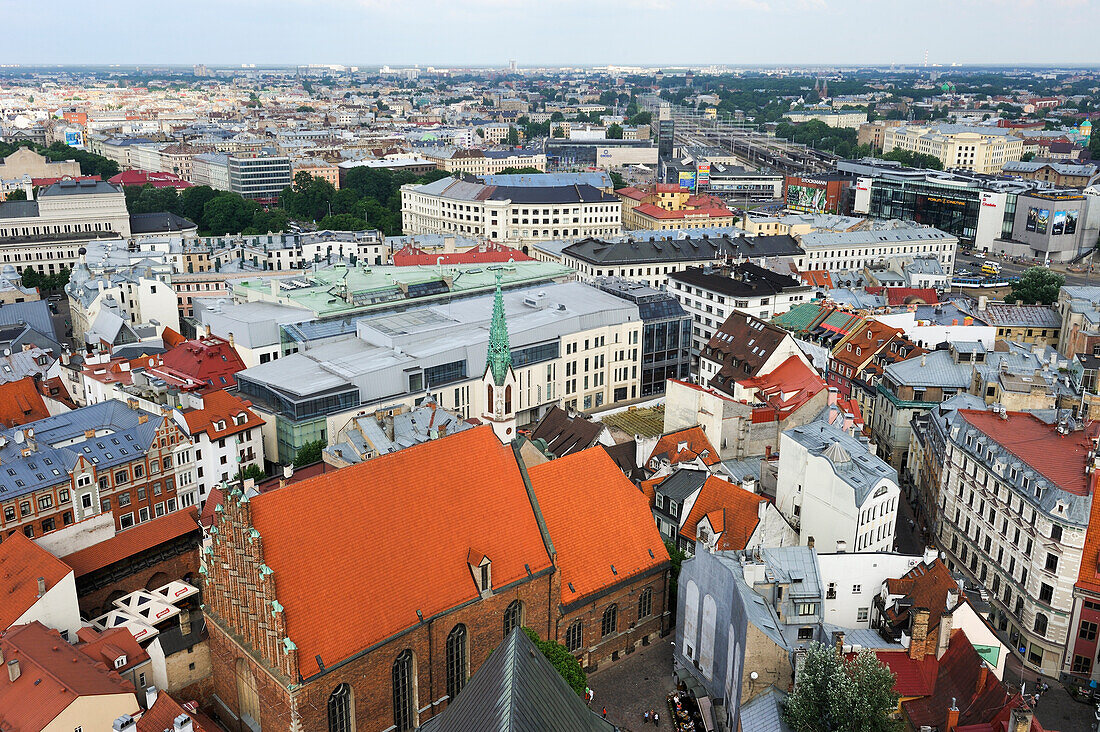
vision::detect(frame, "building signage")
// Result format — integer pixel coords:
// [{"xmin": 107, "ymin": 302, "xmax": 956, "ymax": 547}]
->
[
  {"xmin": 972, "ymin": 644, "xmax": 1001, "ymax": 667},
  {"xmin": 696, "ymin": 162, "xmax": 710, "ymax": 187},
  {"xmin": 922, "ymin": 195, "xmax": 966, "ymax": 206},
  {"xmin": 678, "ymin": 171, "xmax": 696, "ymax": 190}
]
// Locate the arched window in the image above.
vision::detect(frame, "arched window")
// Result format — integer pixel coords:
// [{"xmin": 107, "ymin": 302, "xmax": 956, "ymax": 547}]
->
[
  {"xmin": 565, "ymin": 620, "xmax": 583, "ymax": 652},
  {"xmin": 601, "ymin": 604, "xmax": 618, "ymax": 637},
  {"xmin": 328, "ymin": 683, "xmax": 354, "ymax": 732},
  {"xmin": 638, "ymin": 588, "xmax": 653, "ymax": 619},
  {"xmin": 1034, "ymin": 613, "xmax": 1048, "ymax": 637},
  {"xmin": 234, "ymin": 658, "xmax": 260, "ymax": 729},
  {"xmin": 505, "ymin": 385, "xmax": 512, "ymax": 412},
  {"xmin": 503, "ymin": 600, "xmax": 524, "ymax": 638},
  {"xmin": 446, "ymin": 624, "xmax": 468, "ymax": 700},
  {"xmin": 393, "ymin": 649, "xmax": 416, "ymax": 731}
]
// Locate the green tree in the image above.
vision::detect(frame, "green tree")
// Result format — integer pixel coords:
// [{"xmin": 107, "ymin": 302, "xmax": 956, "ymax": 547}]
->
[
  {"xmin": 1006, "ymin": 266, "xmax": 1065, "ymax": 305},
  {"xmin": 4, "ymin": 189, "xmax": 27, "ymax": 201},
  {"xmin": 293, "ymin": 439, "xmax": 326, "ymax": 467},
  {"xmin": 606, "ymin": 123, "xmax": 624, "ymax": 139},
  {"xmin": 665, "ymin": 540, "xmax": 687, "ymax": 612},
  {"xmin": 235, "ymin": 464, "xmax": 267, "ymax": 483},
  {"xmin": 783, "ymin": 643, "xmax": 899, "ymax": 732},
  {"xmin": 628, "ymin": 111, "xmax": 653, "ymax": 126},
  {"xmin": 496, "ymin": 167, "xmax": 543, "ymax": 175},
  {"xmin": 318, "ymin": 213, "xmax": 368, "ymax": 231},
  {"xmin": 507, "ymin": 125, "xmax": 520, "ymax": 146},
  {"xmin": 521, "ymin": 628, "xmax": 586, "ymax": 696},
  {"xmin": 296, "ymin": 105, "xmax": 316, "ymax": 113},
  {"xmin": 609, "ymin": 171, "xmax": 626, "ymax": 189},
  {"xmin": 1020, "ymin": 152, "xmax": 1035, "ymax": 162}
]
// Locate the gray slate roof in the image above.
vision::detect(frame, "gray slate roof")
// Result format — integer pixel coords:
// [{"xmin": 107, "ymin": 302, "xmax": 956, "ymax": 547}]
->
[
  {"xmin": 0, "ymin": 400, "xmax": 161, "ymax": 500},
  {"xmin": 420, "ymin": 627, "xmax": 614, "ymax": 732},
  {"xmin": 739, "ymin": 686, "xmax": 793, "ymax": 732},
  {"xmin": 783, "ymin": 421, "xmax": 896, "ymax": 506}
]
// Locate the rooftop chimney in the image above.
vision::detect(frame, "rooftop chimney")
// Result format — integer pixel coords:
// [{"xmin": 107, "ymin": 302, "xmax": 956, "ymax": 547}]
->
[
  {"xmin": 7, "ymin": 659, "xmax": 19, "ymax": 682},
  {"xmin": 145, "ymin": 685, "xmax": 158, "ymax": 709},
  {"xmin": 112, "ymin": 715, "xmax": 137, "ymax": 732},
  {"xmin": 1009, "ymin": 706, "xmax": 1033, "ymax": 732},
  {"xmin": 37, "ymin": 577, "xmax": 46, "ymax": 597},
  {"xmin": 908, "ymin": 607, "xmax": 931, "ymax": 660},
  {"xmin": 807, "ymin": 535, "xmax": 815, "ymax": 550},
  {"xmin": 923, "ymin": 546, "xmax": 938, "ymax": 565},
  {"xmin": 945, "ymin": 699, "xmax": 960, "ymax": 732},
  {"xmin": 173, "ymin": 714, "xmax": 194, "ymax": 732},
  {"xmin": 836, "ymin": 539, "xmax": 847, "ymax": 553}
]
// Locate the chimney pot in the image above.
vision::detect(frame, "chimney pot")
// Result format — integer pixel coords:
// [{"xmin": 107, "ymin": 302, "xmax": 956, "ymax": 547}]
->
[
  {"xmin": 37, "ymin": 577, "xmax": 46, "ymax": 597},
  {"xmin": 7, "ymin": 659, "xmax": 19, "ymax": 682},
  {"xmin": 144, "ymin": 685, "xmax": 158, "ymax": 709}
]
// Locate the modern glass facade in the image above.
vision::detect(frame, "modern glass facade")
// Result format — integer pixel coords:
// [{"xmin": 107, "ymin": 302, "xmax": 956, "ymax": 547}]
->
[{"xmin": 868, "ymin": 180, "xmax": 981, "ymax": 242}]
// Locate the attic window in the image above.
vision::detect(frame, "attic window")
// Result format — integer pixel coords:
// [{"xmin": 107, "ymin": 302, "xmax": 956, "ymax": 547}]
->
[{"xmin": 114, "ymin": 655, "xmax": 127, "ymax": 669}]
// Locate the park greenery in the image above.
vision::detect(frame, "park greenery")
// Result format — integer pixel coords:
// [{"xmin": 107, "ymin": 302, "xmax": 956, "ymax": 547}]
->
[
  {"xmin": 0, "ymin": 140, "xmax": 120, "ymax": 179},
  {"xmin": 783, "ymin": 643, "xmax": 900, "ymax": 732},
  {"xmin": 292, "ymin": 439, "xmax": 326, "ymax": 468},
  {"xmin": 1006, "ymin": 266, "xmax": 1065, "ymax": 305},
  {"xmin": 121, "ymin": 166, "xmax": 449, "ymax": 237}
]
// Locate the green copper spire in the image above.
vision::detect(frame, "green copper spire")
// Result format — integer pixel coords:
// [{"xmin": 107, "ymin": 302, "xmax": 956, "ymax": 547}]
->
[{"xmin": 487, "ymin": 272, "xmax": 512, "ymax": 386}]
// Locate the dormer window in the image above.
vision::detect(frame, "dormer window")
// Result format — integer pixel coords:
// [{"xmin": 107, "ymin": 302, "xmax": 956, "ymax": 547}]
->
[
  {"xmin": 468, "ymin": 549, "xmax": 491, "ymax": 593},
  {"xmin": 677, "ymin": 441, "xmax": 688, "ymax": 453},
  {"xmin": 214, "ymin": 420, "xmax": 226, "ymax": 431},
  {"xmin": 114, "ymin": 655, "xmax": 127, "ymax": 669}
]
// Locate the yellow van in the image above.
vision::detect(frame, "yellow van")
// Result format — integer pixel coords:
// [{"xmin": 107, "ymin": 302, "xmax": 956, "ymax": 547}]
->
[{"xmin": 981, "ymin": 262, "xmax": 1001, "ymax": 276}]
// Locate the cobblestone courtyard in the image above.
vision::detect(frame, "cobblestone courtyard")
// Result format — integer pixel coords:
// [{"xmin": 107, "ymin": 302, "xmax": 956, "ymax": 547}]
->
[{"xmin": 587, "ymin": 639, "xmax": 679, "ymax": 731}]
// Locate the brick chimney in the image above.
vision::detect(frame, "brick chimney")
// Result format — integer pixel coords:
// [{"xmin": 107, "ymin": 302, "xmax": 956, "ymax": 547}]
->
[
  {"xmin": 37, "ymin": 577, "xmax": 46, "ymax": 597},
  {"xmin": 908, "ymin": 607, "xmax": 930, "ymax": 660},
  {"xmin": 833, "ymin": 631, "xmax": 845, "ymax": 654},
  {"xmin": 976, "ymin": 661, "xmax": 990, "ymax": 696},
  {"xmin": 1009, "ymin": 705, "xmax": 1033, "ymax": 732},
  {"xmin": 945, "ymin": 697, "xmax": 960, "ymax": 731},
  {"xmin": 936, "ymin": 610, "xmax": 954, "ymax": 659}
]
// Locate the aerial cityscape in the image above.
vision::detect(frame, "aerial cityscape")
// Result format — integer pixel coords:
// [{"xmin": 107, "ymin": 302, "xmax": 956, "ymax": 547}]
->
[{"xmin": 2, "ymin": 13, "xmax": 1100, "ymax": 732}]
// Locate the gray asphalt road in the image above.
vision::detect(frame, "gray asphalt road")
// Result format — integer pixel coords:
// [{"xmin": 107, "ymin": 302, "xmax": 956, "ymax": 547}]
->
[{"xmin": 954, "ymin": 252, "xmax": 1098, "ymax": 287}]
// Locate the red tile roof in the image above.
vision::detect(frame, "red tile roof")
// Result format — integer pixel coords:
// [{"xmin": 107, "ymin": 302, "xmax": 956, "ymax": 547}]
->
[
  {"xmin": 77, "ymin": 627, "xmax": 150, "ymax": 672},
  {"xmin": 959, "ymin": 410, "xmax": 1095, "ymax": 496},
  {"xmin": 247, "ymin": 426, "xmax": 554, "ymax": 676},
  {"xmin": 154, "ymin": 334, "xmax": 246, "ymax": 391},
  {"xmin": 868, "ymin": 649, "xmax": 937, "ymax": 697},
  {"xmin": 799, "ymin": 270, "xmax": 833, "ymax": 288},
  {"xmin": 37, "ymin": 376, "xmax": 77, "ymax": 410},
  {"xmin": 61, "ymin": 508, "xmax": 200, "ymax": 578},
  {"xmin": 391, "ymin": 242, "xmax": 532, "ymax": 266},
  {"xmin": 902, "ymin": 630, "xmax": 1019, "ymax": 730},
  {"xmin": 180, "ymin": 390, "xmax": 264, "ymax": 440},
  {"xmin": 1078, "ymin": 478, "xmax": 1100, "ymax": 595},
  {"xmin": 0, "ymin": 621, "xmax": 138, "ymax": 730},
  {"xmin": 865, "ymin": 287, "xmax": 939, "ymax": 306},
  {"xmin": 736, "ymin": 355, "xmax": 826, "ymax": 422},
  {"xmin": 527, "ymin": 447, "xmax": 668, "ymax": 602},
  {"xmin": 198, "ymin": 462, "xmax": 334, "ymax": 528},
  {"xmin": 883, "ymin": 559, "xmax": 958, "ymax": 633},
  {"xmin": 137, "ymin": 692, "xmax": 212, "ymax": 732},
  {"xmin": 83, "ymin": 354, "xmax": 164, "ymax": 387},
  {"xmin": 161, "ymin": 326, "xmax": 188, "ymax": 348},
  {"xmin": 0, "ymin": 532, "xmax": 73, "ymax": 629},
  {"xmin": 614, "ymin": 186, "xmax": 648, "ymax": 201},
  {"xmin": 633, "ymin": 202, "xmax": 734, "ymax": 220},
  {"xmin": 0, "ymin": 376, "xmax": 51, "ymax": 427},
  {"xmin": 109, "ymin": 170, "xmax": 193, "ymax": 189},
  {"xmin": 678, "ymin": 476, "xmax": 766, "ymax": 551},
  {"xmin": 649, "ymin": 426, "xmax": 721, "ymax": 467}
]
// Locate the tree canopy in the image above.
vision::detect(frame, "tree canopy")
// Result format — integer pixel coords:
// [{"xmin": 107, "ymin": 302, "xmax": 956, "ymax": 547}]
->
[
  {"xmin": 521, "ymin": 627, "xmax": 586, "ymax": 697},
  {"xmin": 783, "ymin": 643, "xmax": 899, "ymax": 732},
  {"xmin": 293, "ymin": 439, "xmax": 325, "ymax": 468},
  {"xmin": 606, "ymin": 123, "xmax": 624, "ymax": 139},
  {"xmin": 880, "ymin": 148, "xmax": 944, "ymax": 170},
  {"xmin": 1006, "ymin": 266, "xmax": 1065, "ymax": 305}
]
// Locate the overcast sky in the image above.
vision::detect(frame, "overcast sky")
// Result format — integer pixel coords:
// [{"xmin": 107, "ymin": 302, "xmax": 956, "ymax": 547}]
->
[{"xmin": 3, "ymin": 0, "xmax": 1098, "ymax": 68}]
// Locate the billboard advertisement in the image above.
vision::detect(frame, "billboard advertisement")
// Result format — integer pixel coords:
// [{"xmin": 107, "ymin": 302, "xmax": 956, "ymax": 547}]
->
[
  {"xmin": 63, "ymin": 128, "xmax": 84, "ymax": 149},
  {"xmin": 1026, "ymin": 207, "xmax": 1037, "ymax": 232},
  {"xmin": 1052, "ymin": 210, "xmax": 1067, "ymax": 236},
  {"xmin": 1036, "ymin": 208, "xmax": 1050, "ymax": 235},
  {"xmin": 787, "ymin": 183, "xmax": 827, "ymax": 212},
  {"xmin": 1066, "ymin": 209, "xmax": 1079, "ymax": 235},
  {"xmin": 678, "ymin": 171, "xmax": 696, "ymax": 190},
  {"xmin": 696, "ymin": 162, "xmax": 710, "ymax": 187}
]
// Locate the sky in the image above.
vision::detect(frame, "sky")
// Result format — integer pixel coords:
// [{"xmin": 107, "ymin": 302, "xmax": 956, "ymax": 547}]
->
[{"xmin": 2, "ymin": 0, "xmax": 1099, "ymax": 68}]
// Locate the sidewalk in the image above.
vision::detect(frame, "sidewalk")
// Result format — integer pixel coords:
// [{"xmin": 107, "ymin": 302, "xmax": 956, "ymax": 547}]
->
[{"xmin": 587, "ymin": 640, "xmax": 678, "ymax": 731}]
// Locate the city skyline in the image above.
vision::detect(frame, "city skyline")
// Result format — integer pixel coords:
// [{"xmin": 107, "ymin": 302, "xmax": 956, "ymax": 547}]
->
[{"xmin": 4, "ymin": 0, "xmax": 1100, "ymax": 67}]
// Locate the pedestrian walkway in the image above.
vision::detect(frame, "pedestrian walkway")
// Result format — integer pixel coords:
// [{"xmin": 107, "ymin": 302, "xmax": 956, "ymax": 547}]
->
[{"xmin": 587, "ymin": 640, "xmax": 677, "ymax": 731}]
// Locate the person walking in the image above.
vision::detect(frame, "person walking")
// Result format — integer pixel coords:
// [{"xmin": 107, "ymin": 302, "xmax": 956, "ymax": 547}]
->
[
  {"xmin": 644, "ymin": 711, "xmax": 651, "ymax": 724},
  {"xmin": 602, "ymin": 706, "xmax": 607, "ymax": 718},
  {"xmin": 654, "ymin": 710, "xmax": 660, "ymax": 726}
]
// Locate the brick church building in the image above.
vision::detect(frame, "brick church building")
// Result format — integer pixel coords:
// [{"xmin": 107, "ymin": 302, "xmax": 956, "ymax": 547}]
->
[{"xmin": 203, "ymin": 425, "xmax": 669, "ymax": 731}]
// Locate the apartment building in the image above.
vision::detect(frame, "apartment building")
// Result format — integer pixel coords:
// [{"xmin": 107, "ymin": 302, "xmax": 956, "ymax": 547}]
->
[
  {"xmin": 800, "ymin": 221, "xmax": 957, "ymax": 276},
  {"xmin": 0, "ymin": 180, "xmax": 131, "ymax": 275},
  {"xmin": 190, "ymin": 153, "xmax": 231, "ymax": 191},
  {"xmin": 933, "ymin": 408, "xmax": 1091, "ymax": 677},
  {"xmin": 667, "ymin": 262, "xmax": 814, "ymax": 356},
  {"xmin": 776, "ymin": 419, "xmax": 899, "ymax": 554},
  {"xmin": 558, "ymin": 231, "xmax": 805, "ymax": 290},
  {"xmin": 173, "ymin": 391, "xmax": 264, "ymax": 506},
  {"xmin": 415, "ymin": 147, "xmax": 547, "ymax": 175},
  {"xmin": 882, "ymin": 125, "xmax": 1024, "ymax": 174},
  {"xmin": 292, "ymin": 157, "xmax": 340, "ymax": 189},
  {"xmin": 0, "ymin": 400, "xmax": 197, "ymax": 542},
  {"xmin": 401, "ymin": 175, "xmax": 621, "ymax": 244}
]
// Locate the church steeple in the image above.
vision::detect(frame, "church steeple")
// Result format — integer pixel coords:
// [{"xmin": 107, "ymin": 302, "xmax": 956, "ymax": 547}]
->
[{"xmin": 487, "ymin": 273, "xmax": 512, "ymax": 387}]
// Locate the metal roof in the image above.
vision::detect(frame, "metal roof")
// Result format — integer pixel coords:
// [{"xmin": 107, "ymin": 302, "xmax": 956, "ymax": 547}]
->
[{"xmin": 420, "ymin": 627, "xmax": 615, "ymax": 732}]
